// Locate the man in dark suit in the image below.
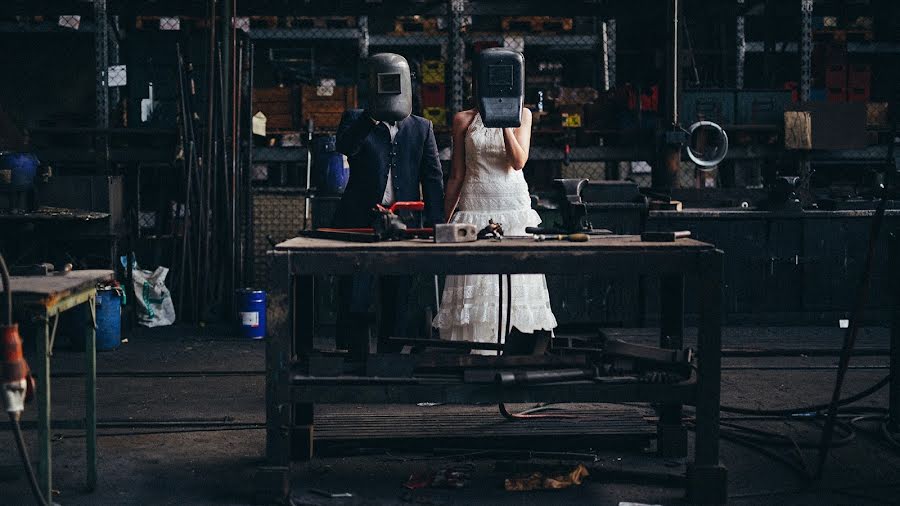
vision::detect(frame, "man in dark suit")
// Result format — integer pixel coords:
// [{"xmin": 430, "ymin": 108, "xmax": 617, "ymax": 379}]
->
[
  {"xmin": 332, "ymin": 107, "xmax": 443, "ymax": 357},
  {"xmin": 333, "ymin": 109, "xmax": 443, "ymax": 228}
]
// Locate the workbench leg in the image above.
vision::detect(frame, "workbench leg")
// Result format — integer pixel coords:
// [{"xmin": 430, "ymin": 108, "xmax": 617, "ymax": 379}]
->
[
  {"xmin": 291, "ymin": 403, "xmax": 314, "ymax": 461},
  {"xmin": 259, "ymin": 253, "xmax": 293, "ymax": 504},
  {"xmin": 658, "ymin": 274, "xmax": 687, "ymax": 458},
  {"xmin": 36, "ymin": 318, "xmax": 52, "ymax": 502},
  {"xmin": 85, "ymin": 295, "xmax": 97, "ymax": 491},
  {"xmin": 889, "ymin": 233, "xmax": 900, "ymax": 431},
  {"xmin": 688, "ymin": 251, "xmax": 727, "ymax": 504},
  {"xmin": 292, "ymin": 275, "xmax": 316, "ymax": 461}
]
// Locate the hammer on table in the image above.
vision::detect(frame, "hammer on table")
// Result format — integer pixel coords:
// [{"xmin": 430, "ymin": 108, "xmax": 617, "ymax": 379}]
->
[{"xmin": 640, "ymin": 230, "xmax": 691, "ymax": 242}]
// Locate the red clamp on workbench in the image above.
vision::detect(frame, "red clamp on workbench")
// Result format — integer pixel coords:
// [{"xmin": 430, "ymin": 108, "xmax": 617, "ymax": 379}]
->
[{"xmin": 305, "ymin": 201, "xmax": 433, "ymax": 242}]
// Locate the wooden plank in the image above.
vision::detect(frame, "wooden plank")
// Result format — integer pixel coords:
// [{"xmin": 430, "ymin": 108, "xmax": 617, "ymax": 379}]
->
[
  {"xmin": 279, "ymin": 248, "xmax": 712, "ymax": 276},
  {"xmin": 3, "ymin": 270, "xmax": 114, "ymax": 297},
  {"xmin": 275, "ymin": 235, "xmax": 714, "ymax": 252},
  {"xmin": 291, "ymin": 380, "xmax": 696, "ymax": 405}
]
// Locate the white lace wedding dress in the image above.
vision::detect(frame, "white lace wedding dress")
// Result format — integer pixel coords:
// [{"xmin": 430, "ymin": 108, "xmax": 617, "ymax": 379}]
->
[{"xmin": 433, "ymin": 113, "xmax": 558, "ymax": 350}]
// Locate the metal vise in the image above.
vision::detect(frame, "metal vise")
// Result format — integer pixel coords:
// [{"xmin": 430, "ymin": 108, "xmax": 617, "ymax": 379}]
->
[{"xmin": 554, "ymin": 178, "xmax": 592, "ymax": 233}]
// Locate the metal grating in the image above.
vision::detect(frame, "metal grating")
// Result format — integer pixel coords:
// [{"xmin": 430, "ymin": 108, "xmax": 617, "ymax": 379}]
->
[{"xmin": 252, "ymin": 191, "xmax": 306, "ymax": 289}]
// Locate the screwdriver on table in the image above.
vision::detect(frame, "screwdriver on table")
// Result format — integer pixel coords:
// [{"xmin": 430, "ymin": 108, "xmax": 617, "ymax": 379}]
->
[{"xmin": 533, "ymin": 233, "xmax": 590, "ymax": 242}]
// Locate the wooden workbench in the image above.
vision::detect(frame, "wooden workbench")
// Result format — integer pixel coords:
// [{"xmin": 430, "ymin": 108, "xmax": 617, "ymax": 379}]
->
[
  {"xmin": 4, "ymin": 269, "xmax": 114, "ymax": 499},
  {"xmin": 263, "ymin": 236, "xmax": 725, "ymax": 503}
]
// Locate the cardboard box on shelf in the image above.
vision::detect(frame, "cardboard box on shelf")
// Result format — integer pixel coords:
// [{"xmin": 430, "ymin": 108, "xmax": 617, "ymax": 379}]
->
[{"xmin": 785, "ymin": 103, "xmax": 867, "ymax": 150}]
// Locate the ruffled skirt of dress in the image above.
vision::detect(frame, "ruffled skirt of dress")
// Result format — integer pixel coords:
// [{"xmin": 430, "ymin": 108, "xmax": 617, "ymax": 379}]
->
[{"xmin": 432, "ymin": 206, "xmax": 558, "ymax": 351}]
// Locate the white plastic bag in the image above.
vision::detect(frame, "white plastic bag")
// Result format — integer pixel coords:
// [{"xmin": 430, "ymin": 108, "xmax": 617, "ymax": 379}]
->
[{"xmin": 132, "ymin": 266, "xmax": 176, "ymax": 327}]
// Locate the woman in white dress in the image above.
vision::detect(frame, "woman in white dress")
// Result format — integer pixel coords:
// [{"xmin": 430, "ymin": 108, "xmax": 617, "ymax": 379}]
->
[{"xmin": 432, "ymin": 101, "xmax": 558, "ymax": 353}]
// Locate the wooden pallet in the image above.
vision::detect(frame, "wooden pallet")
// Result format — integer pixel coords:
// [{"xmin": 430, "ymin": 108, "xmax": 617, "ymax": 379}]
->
[
  {"xmin": 502, "ymin": 16, "xmax": 573, "ymax": 33},
  {"xmin": 394, "ymin": 16, "xmax": 442, "ymax": 34},
  {"xmin": 285, "ymin": 16, "xmax": 356, "ymax": 29},
  {"xmin": 312, "ymin": 403, "xmax": 654, "ymax": 455}
]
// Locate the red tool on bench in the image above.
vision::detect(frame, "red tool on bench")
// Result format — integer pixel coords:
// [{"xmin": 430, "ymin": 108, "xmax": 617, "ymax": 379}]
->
[{"xmin": 306, "ymin": 201, "xmax": 433, "ymax": 242}]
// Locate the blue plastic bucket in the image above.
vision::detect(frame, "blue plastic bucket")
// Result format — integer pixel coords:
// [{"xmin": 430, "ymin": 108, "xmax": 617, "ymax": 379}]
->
[
  {"xmin": 236, "ymin": 289, "xmax": 266, "ymax": 340},
  {"xmin": 95, "ymin": 288, "xmax": 123, "ymax": 351},
  {"xmin": 325, "ymin": 152, "xmax": 349, "ymax": 194},
  {"xmin": 0, "ymin": 152, "xmax": 40, "ymax": 189}
]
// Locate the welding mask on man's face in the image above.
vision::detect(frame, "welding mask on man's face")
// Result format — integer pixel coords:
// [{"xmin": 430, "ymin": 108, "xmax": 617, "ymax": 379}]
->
[
  {"xmin": 476, "ymin": 48, "xmax": 525, "ymax": 128},
  {"xmin": 367, "ymin": 53, "xmax": 412, "ymax": 123}
]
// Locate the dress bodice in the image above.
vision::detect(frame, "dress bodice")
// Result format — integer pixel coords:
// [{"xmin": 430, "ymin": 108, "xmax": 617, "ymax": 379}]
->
[{"xmin": 459, "ymin": 113, "xmax": 530, "ymax": 212}]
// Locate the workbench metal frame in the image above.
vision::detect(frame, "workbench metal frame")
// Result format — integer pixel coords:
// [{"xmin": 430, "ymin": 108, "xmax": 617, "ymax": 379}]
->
[
  {"xmin": 8, "ymin": 270, "xmax": 113, "ymax": 500},
  {"xmin": 262, "ymin": 236, "xmax": 725, "ymax": 503}
]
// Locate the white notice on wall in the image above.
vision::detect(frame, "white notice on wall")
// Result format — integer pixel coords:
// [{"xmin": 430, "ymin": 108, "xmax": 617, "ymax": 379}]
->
[{"xmin": 241, "ymin": 312, "xmax": 260, "ymax": 328}]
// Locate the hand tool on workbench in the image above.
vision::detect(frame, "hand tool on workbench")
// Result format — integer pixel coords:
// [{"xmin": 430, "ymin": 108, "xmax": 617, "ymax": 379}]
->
[
  {"xmin": 526, "ymin": 179, "xmax": 614, "ymax": 236},
  {"xmin": 533, "ymin": 233, "xmax": 589, "ymax": 242},
  {"xmin": 477, "ymin": 220, "xmax": 504, "ymax": 240},
  {"xmin": 304, "ymin": 201, "xmax": 433, "ymax": 242}
]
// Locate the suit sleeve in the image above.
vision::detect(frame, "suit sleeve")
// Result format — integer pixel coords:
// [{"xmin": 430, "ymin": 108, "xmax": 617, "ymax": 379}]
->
[
  {"xmin": 335, "ymin": 109, "xmax": 376, "ymax": 157},
  {"xmin": 419, "ymin": 121, "xmax": 445, "ymax": 227}
]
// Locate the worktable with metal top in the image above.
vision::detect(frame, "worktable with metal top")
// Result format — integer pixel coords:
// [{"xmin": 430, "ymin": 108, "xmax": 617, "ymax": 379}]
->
[
  {"xmin": 263, "ymin": 236, "xmax": 725, "ymax": 503},
  {"xmin": 3, "ymin": 269, "xmax": 114, "ymax": 499}
]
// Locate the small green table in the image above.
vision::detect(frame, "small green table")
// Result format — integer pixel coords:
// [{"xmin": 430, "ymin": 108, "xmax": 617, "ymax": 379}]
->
[{"xmin": 5, "ymin": 269, "xmax": 114, "ymax": 498}]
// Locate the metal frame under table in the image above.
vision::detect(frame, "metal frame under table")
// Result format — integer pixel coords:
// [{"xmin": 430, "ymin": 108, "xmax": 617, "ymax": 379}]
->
[
  {"xmin": 262, "ymin": 236, "xmax": 726, "ymax": 503},
  {"xmin": 5, "ymin": 269, "xmax": 113, "ymax": 500}
]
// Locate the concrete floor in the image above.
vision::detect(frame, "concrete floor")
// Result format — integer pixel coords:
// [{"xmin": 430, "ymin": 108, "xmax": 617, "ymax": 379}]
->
[{"xmin": 2, "ymin": 325, "xmax": 900, "ymax": 505}]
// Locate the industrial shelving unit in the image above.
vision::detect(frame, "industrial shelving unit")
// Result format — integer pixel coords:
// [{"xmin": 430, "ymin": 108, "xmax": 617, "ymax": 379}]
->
[{"xmin": 247, "ymin": 3, "xmax": 617, "ymax": 178}]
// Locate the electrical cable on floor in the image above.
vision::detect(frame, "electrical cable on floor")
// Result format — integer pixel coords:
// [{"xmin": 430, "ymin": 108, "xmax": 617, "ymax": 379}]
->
[
  {"xmin": 10, "ymin": 413, "xmax": 49, "ymax": 506},
  {"xmin": 54, "ymin": 425, "xmax": 264, "ymax": 439},
  {"xmin": 814, "ymin": 86, "xmax": 900, "ymax": 479},
  {"xmin": 718, "ymin": 375, "xmax": 890, "ymax": 416},
  {"xmin": 704, "ymin": 424, "xmax": 811, "ymax": 481},
  {"xmin": 849, "ymin": 414, "xmax": 900, "ymax": 451},
  {"xmin": 718, "ymin": 419, "xmax": 855, "ymax": 449}
]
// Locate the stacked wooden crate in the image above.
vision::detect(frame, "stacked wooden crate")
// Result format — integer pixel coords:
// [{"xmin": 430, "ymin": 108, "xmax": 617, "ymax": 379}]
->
[
  {"xmin": 254, "ymin": 87, "xmax": 296, "ymax": 132},
  {"xmin": 300, "ymin": 85, "xmax": 357, "ymax": 130}
]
